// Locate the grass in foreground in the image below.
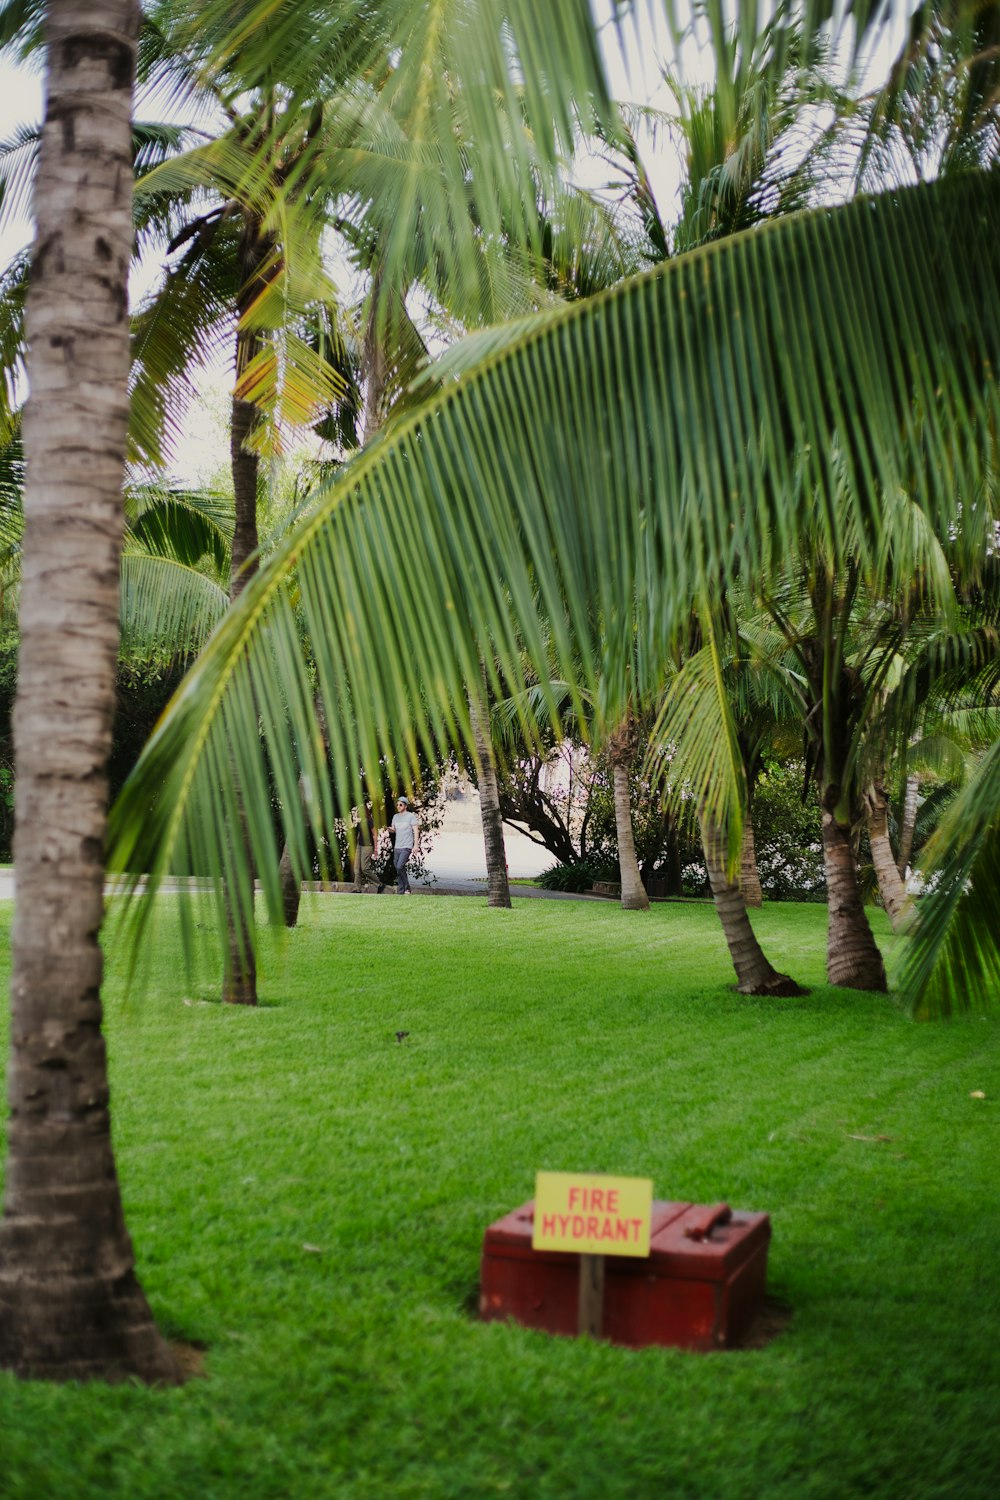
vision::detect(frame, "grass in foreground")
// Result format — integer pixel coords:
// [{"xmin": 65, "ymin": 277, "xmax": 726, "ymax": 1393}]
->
[{"xmin": 1, "ymin": 897, "xmax": 998, "ymax": 1499}]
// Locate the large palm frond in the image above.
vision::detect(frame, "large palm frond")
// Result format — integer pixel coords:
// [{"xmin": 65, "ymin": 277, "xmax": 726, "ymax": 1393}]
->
[{"xmin": 109, "ymin": 171, "xmax": 1000, "ymax": 999}]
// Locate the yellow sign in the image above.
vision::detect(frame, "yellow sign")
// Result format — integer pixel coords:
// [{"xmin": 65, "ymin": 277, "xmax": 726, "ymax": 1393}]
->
[{"xmin": 532, "ymin": 1172, "xmax": 653, "ymax": 1257}]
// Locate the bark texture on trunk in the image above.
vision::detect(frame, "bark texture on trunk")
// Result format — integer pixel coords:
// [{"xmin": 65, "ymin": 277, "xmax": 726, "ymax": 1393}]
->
[
  {"xmin": 701, "ymin": 816, "xmax": 805, "ymax": 996},
  {"xmin": 612, "ymin": 761, "xmax": 649, "ymax": 910},
  {"xmin": 470, "ymin": 667, "xmax": 511, "ymax": 908},
  {"xmin": 0, "ymin": 0, "xmax": 179, "ymax": 1384},
  {"xmin": 822, "ymin": 810, "xmax": 888, "ymax": 990},
  {"xmin": 608, "ymin": 719, "xmax": 649, "ymax": 911},
  {"xmin": 229, "ymin": 391, "xmax": 260, "ymax": 593},
  {"xmin": 864, "ymin": 783, "xmax": 910, "ymax": 931},
  {"xmin": 897, "ymin": 773, "xmax": 920, "ymax": 878},
  {"xmin": 738, "ymin": 816, "xmax": 763, "ymax": 907}
]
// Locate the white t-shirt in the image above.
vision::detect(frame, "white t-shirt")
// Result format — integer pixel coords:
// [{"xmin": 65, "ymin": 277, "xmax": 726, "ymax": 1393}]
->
[{"xmin": 391, "ymin": 810, "xmax": 420, "ymax": 849}]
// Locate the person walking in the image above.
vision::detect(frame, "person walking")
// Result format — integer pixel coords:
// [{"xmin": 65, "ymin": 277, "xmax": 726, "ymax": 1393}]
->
[
  {"xmin": 352, "ymin": 804, "xmax": 376, "ymax": 892},
  {"xmin": 390, "ymin": 795, "xmax": 421, "ymax": 894}
]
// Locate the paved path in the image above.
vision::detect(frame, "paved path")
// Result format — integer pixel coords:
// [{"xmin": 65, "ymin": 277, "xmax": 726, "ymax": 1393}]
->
[
  {"xmin": 0, "ymin": 869, "xmax": 605, "ymax": 902},
  {"xmin": 0, "ymin": 804, "xmax": 604, "ymax": 903}
]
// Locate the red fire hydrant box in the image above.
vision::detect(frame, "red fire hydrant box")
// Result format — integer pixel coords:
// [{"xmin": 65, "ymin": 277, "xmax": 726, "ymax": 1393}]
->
[{"xmin": 480, "ymin": 1199, "xmax": 770, "ymax": 1351}]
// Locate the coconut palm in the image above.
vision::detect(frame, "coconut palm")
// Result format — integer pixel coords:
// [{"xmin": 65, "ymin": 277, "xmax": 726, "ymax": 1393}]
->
[
  {"xmin": 698, "ymin": 500, "xmax": 960, "ymax": 991},
  {"xmin": 869, "ymin": 559, "xmax": 1000, "ymax": 932},
  {"xmin": 3, "ymin": 0, "xmax": 997, "ymax": 1391},
  {"xmin": 0, "ymin": 0, "xmax": 185, "ymax": 1384},
  {"xmin": 651, "ymin": 609, "xmax": 808, "ymax": 994}
]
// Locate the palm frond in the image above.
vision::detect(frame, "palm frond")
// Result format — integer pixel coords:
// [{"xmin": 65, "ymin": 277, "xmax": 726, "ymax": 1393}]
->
[
  {"xmin": 119, "ymin": 551, "xmax": 230, "ymax": 664},
  {"xmin": 128, "ymin": 220, "xmax": 239, "ymax": 465},
  {"xmin": 0, "ymin": 121, "xmax": 40, "ymax": 231},
  {"xmin": 0, "ymin": 251, "xmax": 28, "ymax": 441},
  {"xmin": 903, "ymin": 739, "xmax": 1000, "ymax": 1018},
  {"xmin": 647, "ymin": 624, "xmax": 748, "ymax": 866},
  {"xmin": 108, "ymin": 171, "xmax": 1000, "ymax": 985},
  {"xmin": 125, "ymin": 479, "xmax": 232, "ymax": 575}
]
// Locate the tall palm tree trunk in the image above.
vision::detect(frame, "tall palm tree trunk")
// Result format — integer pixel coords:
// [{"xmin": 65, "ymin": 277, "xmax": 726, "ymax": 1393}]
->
[
  {"xmin": 822, "ymin": 810, "xmax": 888, "ymax": 990},
  {"xmin": 0, "ymin": 0, "xmax": 179, "ymax": 1383},
  {"xmin": 222, "ymin": 222, "xmax": 270, "ymax": 1002},
  {"xmin": 701, "ymin": 816, "xmax": 805, "ymax": 996},
  {"xmin": 864, "ymin": 782, "xmax": 910, "ymax": 931},
  {"xmin": 608, "ymin": 720, "xmax": 649, "ymax": 911},
  {"xmin": 612, "ymin": 761, "xmax": 650, "ymax": 909},
  {"xmin": 470, "ymin": 665, "xmax": 511, "ymax": 908},
  {"xmin": 897, "ymin": 773, "xmax": 920, "ymax": 877},
  {"xmin": 738, "ymin": 816, "xmax": 764, "ymax": 907}
]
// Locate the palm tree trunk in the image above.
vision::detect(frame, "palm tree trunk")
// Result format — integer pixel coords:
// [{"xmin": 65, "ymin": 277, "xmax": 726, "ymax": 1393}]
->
[
  {"xmin": 0, "ymin": 0, "xmax": 179, "ymax": 1383},
  {"xmin": 612, "ymin": 760, "xmax": 650, "ymax": 910},
  {"xmin": 469, "ymin": 666, "xmax": 511, "ymax": 908},
  {"xmin": 222, "ymin": 224, "xmax": 269, "ymax": 999},
  {"xmin": 822, "ymin": 810, "xmax": 888, "ymax": 990},
  {"xmin": 738, "ymin": 816, "xmax": 764, "ymax": 907},
  {"xmin": 897, "ymin": 773, "xmax": 920, "ymax": 877},
  {"xmin": 864, "ymin": 782, "xmax": 910, "ymax": 931},
  {"xmin": 279, "ymin": 840, "xmax": 302, "ymax": 926},
  {"xmin": 607, "ymin": 719, "xmax": 649, "ymax": 911},
  {"xmin": 701, "ymin": 816, "xmax": 805, "ymax": 996}
]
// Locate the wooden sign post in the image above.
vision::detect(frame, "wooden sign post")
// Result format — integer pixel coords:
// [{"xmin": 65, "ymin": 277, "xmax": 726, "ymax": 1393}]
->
[
  {"xmin": 578, "ymin": 1253, "xmax": 606, "ymax": 1338},
  {"xmin": 532, "ymin": 1172, "xmax": 653, "ymax": 1338}
]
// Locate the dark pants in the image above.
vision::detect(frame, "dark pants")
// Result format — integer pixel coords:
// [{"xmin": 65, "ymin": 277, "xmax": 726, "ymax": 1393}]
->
[
  {"xmin": 353, "ymin": 845, "xmax": 373, "ymax": 890},
  {"xmin": 394, "ymin": 847, "xmax": 413, "ymax": 893}
]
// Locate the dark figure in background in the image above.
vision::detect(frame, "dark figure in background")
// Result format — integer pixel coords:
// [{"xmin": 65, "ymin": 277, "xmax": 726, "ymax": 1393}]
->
[{"xmin": 352, "ymin": 804, "xmax": 376, "ymax": 891}]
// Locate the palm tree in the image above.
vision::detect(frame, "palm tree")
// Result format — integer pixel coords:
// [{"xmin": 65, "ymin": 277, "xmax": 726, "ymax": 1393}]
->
[
  {"xmin": 0, "ymin": 0, "xmax": 181, "ymax": 1384},
  {"xmin": 652, "ymin": 613, "xmax": 807, "ymax": 994}
]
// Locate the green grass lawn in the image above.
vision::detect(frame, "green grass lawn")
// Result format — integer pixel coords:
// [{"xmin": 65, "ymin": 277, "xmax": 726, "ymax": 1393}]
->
[{"xmin": 1, "ymin": 896, "xmax": 998, "ymax": 1499}]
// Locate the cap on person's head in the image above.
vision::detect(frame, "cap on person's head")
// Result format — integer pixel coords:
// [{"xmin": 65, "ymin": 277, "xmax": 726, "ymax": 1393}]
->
[{"xmin": 397, "ymin": 795, "xmax": 409, "ymax": 807}]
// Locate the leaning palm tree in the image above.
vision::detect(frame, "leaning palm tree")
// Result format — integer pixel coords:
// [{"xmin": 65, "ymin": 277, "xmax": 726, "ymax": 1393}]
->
[{"xmin": 651, "ymin": 610, "xmax": 807, "ymax": 994}]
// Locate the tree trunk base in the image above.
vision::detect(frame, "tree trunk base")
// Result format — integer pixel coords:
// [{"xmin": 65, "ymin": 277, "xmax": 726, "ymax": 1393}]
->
[
  {"xmin": 0, "ymin": 1267, "xmax": 185, "ymax": 1385},
  {"xmin": 620, "ymin": 891, "xmax": 651, "ymax": 911},
  {"xmin": 700, "ymin": 812, "xmax": 805, "ymax": 997},
  {"xmin": 736, "ymin": 973, "xmax": 808, "ymax": 998},
  {"xmin": 822, "ymin": 811, "xmax": 887, "ymax": 992},
  {"xmin": 223, "ymin": 974, "xmax": 258, "ymax": 1006}
]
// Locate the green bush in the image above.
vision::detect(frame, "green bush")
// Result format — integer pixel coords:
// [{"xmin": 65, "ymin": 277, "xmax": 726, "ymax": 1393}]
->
[
  {"xmin": 536, "ymin": 855, "xmax": 619, "ymax": 892},
  {"xmin": 752, "ymin": 758, "xmax": 826, "ymax": 901}
]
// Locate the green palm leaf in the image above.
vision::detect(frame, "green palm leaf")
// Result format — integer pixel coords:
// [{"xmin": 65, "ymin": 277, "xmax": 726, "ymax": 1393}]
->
[
  {"xmin": 119, "ymin": 552, "xmax": 229, "ymax": 663},
  {"xmin": 108, "ymin": 171, "xmax": 1000, "ymax": 996},
  {"xmin": 902, "ymin": 739, "xmax": 1000, "ymax": 1018}
]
